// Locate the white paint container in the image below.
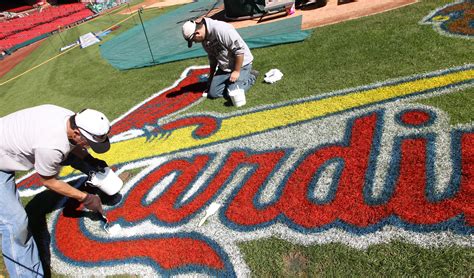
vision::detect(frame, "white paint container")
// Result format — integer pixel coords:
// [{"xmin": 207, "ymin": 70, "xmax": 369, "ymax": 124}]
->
[
  {"xmin": 228, "ymin": 86, "xmax": 246, "ymax": 107},
  {"xmin": 88, "ymin": 167, "xmax": 123, "ymax": 195}
]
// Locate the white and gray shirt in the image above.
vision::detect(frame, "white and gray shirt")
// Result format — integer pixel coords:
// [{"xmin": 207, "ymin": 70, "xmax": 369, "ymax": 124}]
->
[
  {"xmin": 0, "ymin": 104, "xmax": 74, "ymax": 176},
  {"xmin": 202, "ymin": 17, "xmax": 253, "ymax": 72}
]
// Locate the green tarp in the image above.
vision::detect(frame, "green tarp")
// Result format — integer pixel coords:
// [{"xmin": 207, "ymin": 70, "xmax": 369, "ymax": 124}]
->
[
  {"xmin": 100, "ymin": 0, "xmax": 310, "ymax": 70},
  {"xmin": 6, "ymin": 33, "xmax": 49, "ymax": 54}
]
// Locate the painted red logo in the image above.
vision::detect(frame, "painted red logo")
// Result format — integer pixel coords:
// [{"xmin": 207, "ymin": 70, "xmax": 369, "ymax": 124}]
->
[{"xmin": 18, "ymin": 66, "xmax": 474, "ymax": 276}]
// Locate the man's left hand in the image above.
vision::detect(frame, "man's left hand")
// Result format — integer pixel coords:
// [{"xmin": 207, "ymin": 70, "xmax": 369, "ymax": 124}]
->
[
  {"xmin": 229, "ymin": 71, "xmax": 240, "ymax": 82},
  {"xmin": 84, "ymin": 155, "xmax": 108, "ymax": 173}
]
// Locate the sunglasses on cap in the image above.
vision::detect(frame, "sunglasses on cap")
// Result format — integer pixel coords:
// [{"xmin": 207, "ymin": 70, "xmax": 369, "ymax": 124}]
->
[
  {"xmin": 183, "ymin": 20, "xmax": 197, "ymax": 44},
  {"xmin": 78, "ymin": 127, "xmax": 109, "ymax": 143},
  {"xmin": 186, "ymin": 31, "xmax": 196, "ymax": 42}
]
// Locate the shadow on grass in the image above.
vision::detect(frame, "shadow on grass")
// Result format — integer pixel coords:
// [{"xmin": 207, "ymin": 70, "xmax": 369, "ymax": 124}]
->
[
  {"xmin": 166, "ymin": 82, "xmax": 207, "ymax": 98},
  {"xmin": 165, "ymin": 81, "xmax": 241, "ymax": 108},
  {"xmin": 25, "ymin": 179, "xmax": 121, "ymax": 278},
  {"xmin": 25, "ymin": 189, "xmax": 63, "ymax": 278}
]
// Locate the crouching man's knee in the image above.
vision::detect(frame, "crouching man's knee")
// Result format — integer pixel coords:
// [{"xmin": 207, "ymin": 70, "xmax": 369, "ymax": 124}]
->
[{"xmin": 207, "ymin": 88, "xmax": 224, "ymax": 99}]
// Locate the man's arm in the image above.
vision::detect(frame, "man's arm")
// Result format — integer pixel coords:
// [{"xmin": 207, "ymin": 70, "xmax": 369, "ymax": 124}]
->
[
  {"xmin": 222, "ymin": 27, "xmax": 246, "ymax": 83},
  {"xmin": 229, "ymin": 54, "xmax": 244, "ymax": 82},
  {"xmin": 40, "ymin": 175, "xmax": 87, "ymax": 201},
  {"xmin": 70, "ymin": 146, "xmax": 89, "ymax": 159},
  {"xmin": 40, "ymin": 175, "xmax": 104, "ymax": 214},
  {"xmin": 35, "ymin": 148, "xmax": 104, "ymax": 212},
  {"xmin": 70, "ymin": 146, "xmax": 108, "ymax": 172},
  {"xmin": 207, "ymin": 55, "xmax": 218, "ymax": 90}
]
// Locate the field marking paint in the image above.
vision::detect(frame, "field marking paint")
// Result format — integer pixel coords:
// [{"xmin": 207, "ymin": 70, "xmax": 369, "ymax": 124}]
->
[
  {"xmin": 420, "ymin": 0, "xmax": 474, "ymax": 40},
  {"xmin": 16, "ymin": 65, "xmax": 474, "ymax": 277}
]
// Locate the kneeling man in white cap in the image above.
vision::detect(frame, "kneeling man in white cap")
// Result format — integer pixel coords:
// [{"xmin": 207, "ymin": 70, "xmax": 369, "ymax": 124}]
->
[
  {"xmin": 0, "ymin": 104, "xmax": 112, "ymax": 277},
  {"xmin": 182, "ymin": 18, "xmax": 259, "ymax": 99}
]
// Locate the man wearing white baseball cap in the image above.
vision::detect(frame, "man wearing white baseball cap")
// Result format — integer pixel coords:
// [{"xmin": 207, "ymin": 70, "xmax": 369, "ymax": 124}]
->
[
  {"xmin": 0, "ymin": 104, "xmax": 112, "ymax": 277},
  {"xmin": 74, "ymin": 107, "xmax": 111, "ymax": 154},
  {"xmin": 182, "ymin": 18, "xmax": 259, "ymax": 99}
]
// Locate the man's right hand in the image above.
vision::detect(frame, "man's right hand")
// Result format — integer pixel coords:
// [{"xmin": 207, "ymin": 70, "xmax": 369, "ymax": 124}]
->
[{"xmin": 81, "ymin": 193, "xmax": 104, "ymax": 215}]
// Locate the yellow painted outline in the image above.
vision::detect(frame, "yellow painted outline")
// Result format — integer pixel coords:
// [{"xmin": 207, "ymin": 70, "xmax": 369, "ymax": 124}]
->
[
  {"xmin": 432, "ymin": 15, "xmax": 450, "ymax": 22},
  {"xmin": 60, "ymin": 68, "xmax": 474, "ymax": 177}
]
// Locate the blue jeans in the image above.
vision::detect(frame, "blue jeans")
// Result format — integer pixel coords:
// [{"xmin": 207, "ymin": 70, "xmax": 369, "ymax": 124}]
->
[
  {"xmin": 0, "ymin": 170, "xmax": 43, "ymax": 277},
  {"xmin": 208, "ymin": 63, "xmax": 256, "ymax": 99}
]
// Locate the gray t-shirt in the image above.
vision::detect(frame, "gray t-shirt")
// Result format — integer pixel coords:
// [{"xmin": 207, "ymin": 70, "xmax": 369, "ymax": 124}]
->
[
  {"xmin": 0, "ymin": 104, "xmax": 74, "ymax": 176},
  {"xmin": 202, "ymin": 18, "xmax": 253, "ymax": 72}
]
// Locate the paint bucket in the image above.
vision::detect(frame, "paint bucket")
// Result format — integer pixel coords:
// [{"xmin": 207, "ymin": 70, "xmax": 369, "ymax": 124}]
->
[
  {"xmin": 228, "ymin": 86, "xmax": 246, "ymax": 107},
  {"xmin": 88, "ymin": 167, "xmax": 123, "ymax": 195}
]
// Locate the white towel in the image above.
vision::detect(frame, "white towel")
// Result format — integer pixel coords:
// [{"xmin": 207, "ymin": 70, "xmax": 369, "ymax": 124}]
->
[{"xmin": 264, "ymin": 69, "xmax": 283, "ymax": 84}]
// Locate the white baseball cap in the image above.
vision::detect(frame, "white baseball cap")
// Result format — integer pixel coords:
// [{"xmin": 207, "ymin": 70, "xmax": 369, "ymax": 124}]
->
[
  {"xmin": 75, "ymin": 109, "xmax": 111, "ymax": 154},
  {"xmin": 182, "ymin": 20, "xmax": 196, "ymax": 48}
]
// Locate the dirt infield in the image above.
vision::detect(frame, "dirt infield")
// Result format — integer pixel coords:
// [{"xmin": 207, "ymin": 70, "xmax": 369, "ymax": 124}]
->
[
  {"xmin": 119, "ymin": 0, "xmax": 193, "ymax": 13},
  {"xmin": 0, "ymin": 41, "xmax": 42, "ymax": 79},
  {"xmin": 210, "ymin": 0, "xmax": 417, "ymax": 30},
  {"xmin": 0, "ymin": 0, "xmax": 416, "ymax": 79},
  {"xmin": 123, "ymin": 0, "xmax": 418, "ymax": 30}
]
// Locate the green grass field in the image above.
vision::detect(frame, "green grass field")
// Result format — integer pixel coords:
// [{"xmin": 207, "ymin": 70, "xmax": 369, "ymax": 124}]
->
[
  {"xmin": 239, "ymin": 238, "xmax": 473, "ymax": 277},
  {"xmin": 0, "ymin": 0, "xmax": 473, "ymax": 276}
]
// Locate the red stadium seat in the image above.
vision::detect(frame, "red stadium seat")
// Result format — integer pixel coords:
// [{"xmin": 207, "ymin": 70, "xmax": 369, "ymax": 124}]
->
[{"xmin": 0, "ymin": 2, "xmax": 94, "ymax": 52}]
